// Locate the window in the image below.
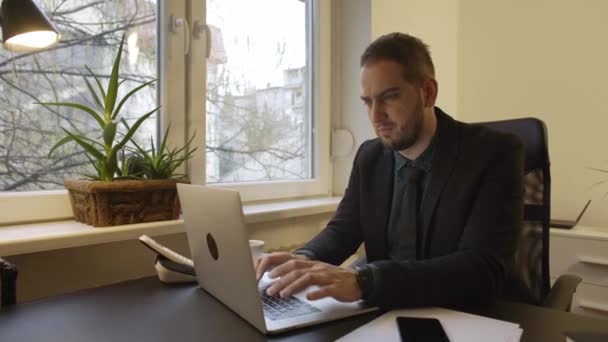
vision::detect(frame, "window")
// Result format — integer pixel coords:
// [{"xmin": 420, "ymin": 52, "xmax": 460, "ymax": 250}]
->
[
  {"xmin": 205, "ymin": 0, "xmax": 311, "ymax": 183},
  {"xmin": 0, "ymin": 0, "xmax": 331, "ymax": 224},
  {"xmin": 0, "ymin": 0, "xmax": 159, "ymax": 191},
  {"xmin": 189, "ymin": 0, "xmax": 331, "ymax": 201}
]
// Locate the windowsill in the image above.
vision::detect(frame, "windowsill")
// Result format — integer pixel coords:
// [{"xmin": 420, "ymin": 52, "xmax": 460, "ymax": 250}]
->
[{"xmin": 0, "ymin": 197, "xmax": 341, "ymax": 257}]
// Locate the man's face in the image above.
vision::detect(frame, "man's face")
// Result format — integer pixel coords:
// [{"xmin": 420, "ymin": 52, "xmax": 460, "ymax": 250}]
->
[{"xmin": 360, "ymin": 60, "xmax": 425, "ymax": 151}]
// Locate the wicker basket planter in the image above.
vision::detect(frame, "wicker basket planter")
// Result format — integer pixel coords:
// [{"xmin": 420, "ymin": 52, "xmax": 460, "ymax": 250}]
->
[{"xmin": 64, "ymin": 178, "xmax": 189, "ymax": 227}]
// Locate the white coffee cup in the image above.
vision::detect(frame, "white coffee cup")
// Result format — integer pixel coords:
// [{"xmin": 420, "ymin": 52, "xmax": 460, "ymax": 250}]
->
[{"xmin": 249, "ymin": 239, "xmax": 265, "ymax": 262}]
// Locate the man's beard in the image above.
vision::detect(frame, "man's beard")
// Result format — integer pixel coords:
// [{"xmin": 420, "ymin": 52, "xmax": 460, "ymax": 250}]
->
[{"xmin": 383, "ymin": 101, "xmax": 424, "ymax": 151}]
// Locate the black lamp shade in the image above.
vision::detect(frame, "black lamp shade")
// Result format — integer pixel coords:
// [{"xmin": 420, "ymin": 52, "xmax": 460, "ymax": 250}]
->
[{"xmin": 1, "ymin": 0, "xmax": 62, "ymax": 51}]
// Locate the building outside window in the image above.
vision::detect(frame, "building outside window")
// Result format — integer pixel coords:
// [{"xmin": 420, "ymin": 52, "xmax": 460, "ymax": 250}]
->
[{"xmin": 205, "ymin": 0, "xmax": 312, "ymax": 183}]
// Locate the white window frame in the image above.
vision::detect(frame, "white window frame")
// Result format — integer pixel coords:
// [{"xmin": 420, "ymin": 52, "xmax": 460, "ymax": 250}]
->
[
  {"xmin": 0, "ymin": 0, "xmax": 189, "ymax": 225},
  {"xmin": 187, "ymin": 0, "xmax": 332, "ymax": 202},
  {"xmin": 0, "ymin": 0, "xmax": 332, "ymax": 225}
]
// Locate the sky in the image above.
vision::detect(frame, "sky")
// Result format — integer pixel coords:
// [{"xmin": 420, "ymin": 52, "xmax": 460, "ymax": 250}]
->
[{"xmin": 207, "ymin": 0, "xmax": 306, "ymax": 90}]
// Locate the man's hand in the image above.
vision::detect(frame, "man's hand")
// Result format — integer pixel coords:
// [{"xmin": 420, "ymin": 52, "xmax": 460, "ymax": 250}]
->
[
  {"xmin": 263, "ymin": 258, "xmax": 363, "ymax": 302},
  {"xmin": 255, "ymin": 252, "xmax": 310, "ymax": 281}
]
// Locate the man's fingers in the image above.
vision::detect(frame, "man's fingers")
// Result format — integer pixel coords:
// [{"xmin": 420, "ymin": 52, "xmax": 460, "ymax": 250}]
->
[
  {"xmin": 306, "ymin": 285, "xmax": 335, "ymax": 301},
  {"xmin": 268, "ymin": 258, "xmax": 313, "ymax": 279},
  {"xmin": 256, "ymin": 252, "xmax": 306, "ymax": 281},
  {"xmin": 256, "ymin": 253, "xmax": 285, "ymax": 280},
  {"xmin": 255, "ymin": 255, "xmax": 271, "ymax": 281},
  {"xmin": 255, "ymin": 254, "xmax": 276, "ymax": 281},
  {"xmin": 279, "ymin": 272, "xmax": 331, "ymax": 298},
  {"xmin": 266, "ymin": 269, "xmax": 305, "ymax": 296}
]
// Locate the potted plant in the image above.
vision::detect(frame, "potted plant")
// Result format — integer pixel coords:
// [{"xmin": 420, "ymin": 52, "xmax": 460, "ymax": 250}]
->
[{"xmin": 38, "ymin": 34, "xmax": 195, "ymax": 227}]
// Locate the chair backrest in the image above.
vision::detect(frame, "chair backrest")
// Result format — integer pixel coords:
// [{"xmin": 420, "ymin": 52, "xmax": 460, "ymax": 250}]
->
[
  {"xmin": 479, "ymin": 118, "xmax": 551, "ymax": 305},
  {"xmin": 0, "ymin": 257, "xmax": 18, "ymax": 307}
]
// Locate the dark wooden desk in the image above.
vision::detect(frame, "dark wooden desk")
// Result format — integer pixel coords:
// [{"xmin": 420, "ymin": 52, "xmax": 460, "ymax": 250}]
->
[{"xmin": 1, "ymin": 277, "xmax": 607, "ymax": 342}]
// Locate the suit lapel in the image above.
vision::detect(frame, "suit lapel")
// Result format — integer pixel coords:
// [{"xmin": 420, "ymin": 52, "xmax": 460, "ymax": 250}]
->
[
  {"xmin": 420, "ymin": 109, "xmax": 459, "ymax": 256},
  {"xmin": 370, "ymin": 147, "xmax": 394, "ymax": 259}
]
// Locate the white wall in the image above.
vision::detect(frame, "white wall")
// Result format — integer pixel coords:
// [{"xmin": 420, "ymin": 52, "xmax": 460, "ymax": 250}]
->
[
  {"xmin": 458, "ymin": 0, "xmax": 608, "ymax": 225},
  {"xmin": 371, "ymin": 0, "xmax": 460, "ymax": 118},
  {"xmin": 11, "ymin": 214, "xmax": 332, "ymax": 303},
  {"xmin": 331, "ymin": 0, "xmax": 373, "ymax": 195},
  {"xmin": 357, "ymin": 0, "xmax": 608, "ymax": 225},
  {"xmin": 331, "ymin": 0, "xmax": 460, "ymax": 195}
]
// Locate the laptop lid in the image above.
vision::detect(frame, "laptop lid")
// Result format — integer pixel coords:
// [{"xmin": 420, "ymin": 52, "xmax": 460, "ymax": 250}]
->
[
  {"xmin": 178, "ymin": 184, "xmax": 377, "ymax": 334},
  {"xmin": 177, "ymin": 184, "xmax": 267, "ymax": 333}
]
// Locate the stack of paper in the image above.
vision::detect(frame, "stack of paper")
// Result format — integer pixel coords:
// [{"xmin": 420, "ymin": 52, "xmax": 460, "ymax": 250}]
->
[{"xmin": 337, "ymin": 307, "xmax": 522, "ymax": 342}]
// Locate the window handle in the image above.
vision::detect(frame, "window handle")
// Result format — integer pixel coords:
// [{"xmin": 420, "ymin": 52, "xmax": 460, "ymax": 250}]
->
[
  {"xmin": 170, "ymin": 14, "xmax": 191, "ymax": 55},
  {"xmin": 192, "ymin": 20, "xmax": 211, "ymax": 59}
]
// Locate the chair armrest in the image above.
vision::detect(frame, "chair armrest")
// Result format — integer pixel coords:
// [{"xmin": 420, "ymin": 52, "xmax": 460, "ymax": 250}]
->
[
  {"xmin": 0, "ymin": 257, "xmax": 18, "ymax": 307},
  {"xmin": 543, "ymin": 274, "xmax": 582, "ymax": 311}
]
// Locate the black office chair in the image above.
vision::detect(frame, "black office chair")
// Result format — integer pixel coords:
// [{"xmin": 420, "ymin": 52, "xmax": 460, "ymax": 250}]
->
[
  {"xmin": 480, "ymin": 118, "xmax": 581, "ymax": 310},
  {"xmin": 0, "ymin": 257, "xmax": 18, "ymax": 308}
]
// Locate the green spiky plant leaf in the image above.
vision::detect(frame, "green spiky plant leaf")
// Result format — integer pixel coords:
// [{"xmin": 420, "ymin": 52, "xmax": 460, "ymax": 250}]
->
[
  {"xmin": 36, "ymin": 33, "xmax": 160, "ymax": 181},
  {"xmin": 126, "ymin": 122, "xmax": 198, "ymax": 179}
]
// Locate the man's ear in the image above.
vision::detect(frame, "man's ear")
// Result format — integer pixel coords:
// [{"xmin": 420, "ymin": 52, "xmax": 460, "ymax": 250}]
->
[{"xmin": 421, "ymin": 77, "xmax": 438, "ymax": 108}]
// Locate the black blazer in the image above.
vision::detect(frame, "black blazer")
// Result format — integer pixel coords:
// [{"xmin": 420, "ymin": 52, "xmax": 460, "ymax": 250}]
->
[{"xmin": 301, "ymin": 108, "xmax": 524, "ymax": 309}]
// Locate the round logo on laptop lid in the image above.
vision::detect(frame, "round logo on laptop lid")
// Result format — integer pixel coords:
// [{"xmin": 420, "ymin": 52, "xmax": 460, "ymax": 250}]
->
[{"xmin": 206, "ymin": 233, "xmax": 219, "ymax": 260}]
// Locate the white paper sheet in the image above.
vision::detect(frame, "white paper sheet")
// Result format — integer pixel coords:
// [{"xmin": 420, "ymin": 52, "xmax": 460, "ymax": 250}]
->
[{"xmin": 336, "ymin": 307, "xmax": 522, "ymax": 342}]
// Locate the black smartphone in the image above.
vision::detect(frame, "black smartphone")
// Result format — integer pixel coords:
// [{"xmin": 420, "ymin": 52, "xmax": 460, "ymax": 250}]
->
[{"xmin": 396, "ymin": 317, "xmax": 450, "ymax": 342}]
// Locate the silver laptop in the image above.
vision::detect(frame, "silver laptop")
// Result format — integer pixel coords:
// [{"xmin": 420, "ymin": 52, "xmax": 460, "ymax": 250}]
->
[{"xmin": 177, "ymin": 184, "xmax": 377, "ymax": 334}]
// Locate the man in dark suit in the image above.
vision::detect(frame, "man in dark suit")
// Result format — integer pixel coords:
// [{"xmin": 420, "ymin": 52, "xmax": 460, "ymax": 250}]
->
[{"xmin": 255, "ymin": 33, "xmax": 524, "ymax": 309}]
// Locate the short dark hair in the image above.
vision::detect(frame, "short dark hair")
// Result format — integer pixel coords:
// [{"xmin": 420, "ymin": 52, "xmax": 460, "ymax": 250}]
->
[{"xmin": 360, "ymin": 32, "xmax": 435, "ymax": 86}]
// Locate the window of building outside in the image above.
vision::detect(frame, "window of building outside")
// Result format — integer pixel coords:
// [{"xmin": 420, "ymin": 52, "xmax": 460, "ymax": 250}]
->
[
  {"xmin": 205, "ymin": 0, "xmax": 313, "ymax": 185},
  {"xmin": 0, "ymin": 0, "xmax": 158, "ymax": 192}
]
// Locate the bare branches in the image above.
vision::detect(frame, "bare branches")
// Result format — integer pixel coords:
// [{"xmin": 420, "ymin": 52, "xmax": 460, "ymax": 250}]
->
[
  {"xmin": 0, "ymin": 0, "xmax": 157, "ymax": 191},
  {"xmin": 1, "ymin": 0, "xmax": 310, "ymax": 191},
  {"xmin": 52, "ymin": 1, "xmax": 104, "ymax": 17},
  {"xmin": 207, "ymin": 145, "xmax": 304, "ymax": 161}
]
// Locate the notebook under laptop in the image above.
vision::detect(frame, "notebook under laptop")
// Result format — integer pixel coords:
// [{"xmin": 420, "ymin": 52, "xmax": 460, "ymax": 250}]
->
[{"xmin": 177, "ymin": 184, "xmax": 377, "ymax": 334}]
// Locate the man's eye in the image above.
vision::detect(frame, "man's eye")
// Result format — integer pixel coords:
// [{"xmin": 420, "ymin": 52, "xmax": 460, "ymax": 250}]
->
[{"xmin": 383, "ymin": 93, "xmax": 399, "ymax": 101}]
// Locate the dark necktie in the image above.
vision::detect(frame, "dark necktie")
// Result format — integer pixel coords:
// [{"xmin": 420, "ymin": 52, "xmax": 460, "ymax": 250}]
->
[{"xmin": 394, "ymin": 166, "xmax": 424, "ymax": 261}]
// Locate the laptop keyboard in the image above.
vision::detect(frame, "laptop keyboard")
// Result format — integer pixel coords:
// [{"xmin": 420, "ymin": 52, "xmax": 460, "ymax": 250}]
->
[{"xmin": 259, "ymin": 284, "xmax": 321, "ymax": 321}]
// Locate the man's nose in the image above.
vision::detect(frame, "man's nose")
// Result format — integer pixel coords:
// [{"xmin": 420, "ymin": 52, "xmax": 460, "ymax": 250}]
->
[{"xmin": 369, "ymin": 102, "xmax": 386, "ymax": 122}]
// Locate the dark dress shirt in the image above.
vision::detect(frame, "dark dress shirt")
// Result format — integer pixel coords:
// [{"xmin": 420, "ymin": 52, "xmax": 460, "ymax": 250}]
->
[{"xmin": 387, "ymin": 129, "xmax": 437, "ymax": 259}]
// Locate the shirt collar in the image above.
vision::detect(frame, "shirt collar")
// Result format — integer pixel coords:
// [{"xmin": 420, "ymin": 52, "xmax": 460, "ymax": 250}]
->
[{"xmin": 393, "ymin": 118, "xmax": 441, "ymax": 174}]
